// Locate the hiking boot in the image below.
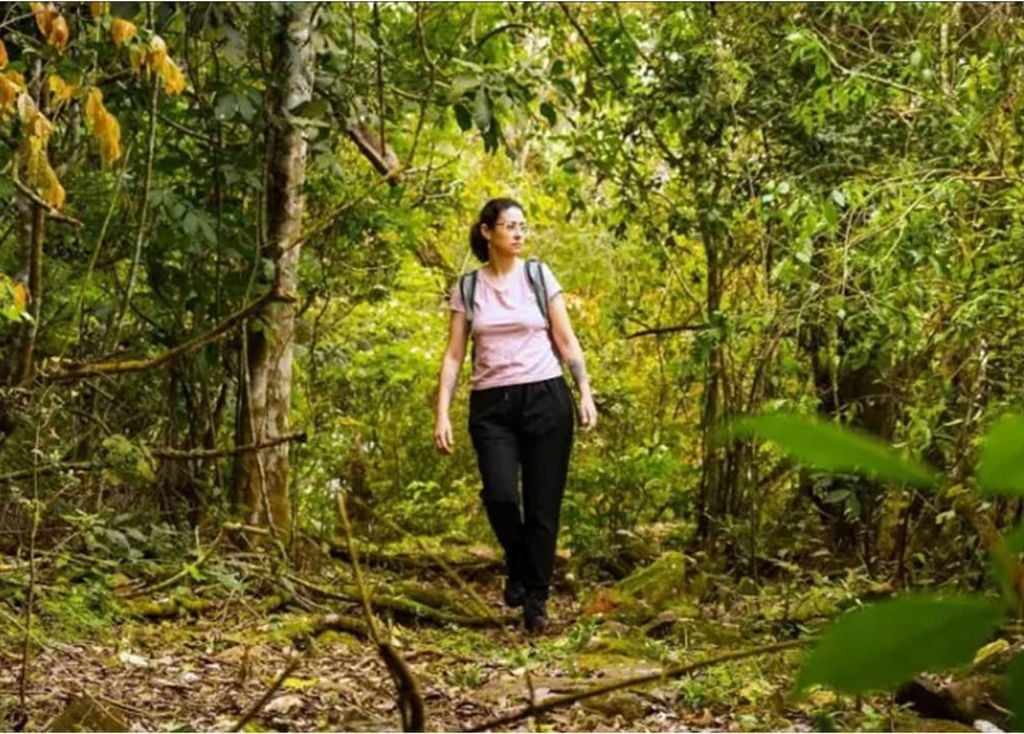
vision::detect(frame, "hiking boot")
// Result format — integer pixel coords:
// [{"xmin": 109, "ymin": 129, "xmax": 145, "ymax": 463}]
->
[
  {"xmin": 504, "ymin": 578, "xmax": 526, "ymax": 608},
  {"xmin": 523, "ymin": 595, "xmax": 549, "ymax": 633}
]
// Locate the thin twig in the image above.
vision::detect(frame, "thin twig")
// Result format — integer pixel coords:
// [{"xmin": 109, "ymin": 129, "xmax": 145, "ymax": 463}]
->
[
  {"xmin": 337, "ymin": 493, "xmax": 424, "ymax": 731},
  {"xmin": 17, "ymin": 417, "xmax": 43, "ymax": 717},
  {"xmin": 110, "ymin": 76, "xmax": 159, "ymax": 346},
  {"xmin": 231, "ymin": 656, "xmax": 302, "ymax": 732},
  {"xmin": 0, "ymin": 434, "xmax": 305, "ymax": 484},
  {"xmin": 151, "ymin": 432, "xmax": 307, "ymax": 460},
  {"xmin": 73, "ymin": 144, "xmax": 134, "ymax": 359},
  {"xmin": 0, "ymin": 461, "xmax": 101, "ymax": 484}
]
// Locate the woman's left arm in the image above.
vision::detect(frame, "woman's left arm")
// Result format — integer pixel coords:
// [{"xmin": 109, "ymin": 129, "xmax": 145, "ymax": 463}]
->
[{"xmin": 548, "ymin": 294, "xmax": 598, "ymax": 430}]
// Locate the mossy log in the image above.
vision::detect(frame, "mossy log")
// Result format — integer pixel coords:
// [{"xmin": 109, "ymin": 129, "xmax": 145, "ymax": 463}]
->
[{"xmin": 123, "ymin": 596, "xmax": 214, "ymax": 619}]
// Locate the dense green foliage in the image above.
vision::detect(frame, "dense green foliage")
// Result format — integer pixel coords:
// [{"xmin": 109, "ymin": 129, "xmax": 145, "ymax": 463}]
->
[{"xmin": 4, "ymin": 4, "xmax": 1024, "ymax": 727}]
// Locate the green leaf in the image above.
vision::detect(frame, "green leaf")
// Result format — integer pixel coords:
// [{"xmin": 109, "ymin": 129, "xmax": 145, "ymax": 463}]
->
[
  {"xmin": 976, "ymin": 415, "xmax": 1024, "ymax": 496},
  {"xmin": 472, "ymin": 87, "xmax": 492, "ymax": 132},
  {"xmin": 540, "ymin": 101, "xmax": 557, "ymax": 126},
  {"xmin": 453, "ymin": 103, "xmax": 472, "ymax": 132},
  {"xmin": 731, "ymin": 413, "xmax": 938, "ymax": 488},
  {"xmin": 794, "ymin": 595, "xmax": 1004, "ymax": 695},
  {"xmin": 1007, "ymin": 654, "xmax": 1024, "ymax": 729}
]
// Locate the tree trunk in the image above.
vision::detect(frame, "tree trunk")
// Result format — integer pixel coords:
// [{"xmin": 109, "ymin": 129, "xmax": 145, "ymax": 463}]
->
[
  {"xmin": 16, "ymin": 203, "xmax": 45, "ymax": 384},
  {"xmin": 233, "ymin": 3, "xmax": 315, "ymax": 537},
  {"xmin": 697, "ymin": 224, "xmax": 726, "ymax": 542}
]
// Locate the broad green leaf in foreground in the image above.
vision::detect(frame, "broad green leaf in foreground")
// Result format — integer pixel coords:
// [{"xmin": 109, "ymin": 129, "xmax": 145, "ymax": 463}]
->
[
  {"xmin": 731, "ymin": 413, "xmax": 938, "ymax": 488},
  {"xmin": 989, "ymin": 523, "xmax": 1024, "ymax": 608},
  {"xmin": 794, "ymin": 596, "xmax": 1005, "ymax": 695},
  {"xmin": 1006, "ymin": 653, "xmax": 1024, "ymax": 729},
  {"xmin": 976, "ymin": 415, "xmax": 1024, "ymax": 497}
]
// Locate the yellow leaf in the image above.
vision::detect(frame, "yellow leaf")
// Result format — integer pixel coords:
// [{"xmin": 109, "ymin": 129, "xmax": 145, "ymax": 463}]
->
[
  {"xmin": 47, "ymin": 75, "xmax": 75, "ymax": 106},
  {"xmin": 85, "ymin": 86, "xmax": 104, "ymax": 123},
  {"xmin": 13, "ymin": 283, "xmax": 27, "ymax": 310},
  {"xmin": 89, "ymin": 2, "xmax": 109, "ymax": 19},
  {"xmin": 40, "ymin": 162, "xmax": 65, "ymax": 208},
  {"xmin": 21, "ymin": 135, "xmax": 46, "ymax": 190},
  {"xmin": 22, "ymin": 137, "xmax": 65, "ymax": 208},
  {"xmin": 47, "ymin": 14, "xmax": 69, "ymax": 50},
  {"xmin": 28, "ymin": 110, "xmax": 53, "ymax": 141},
  {"xmin": 147, "ymin": 35, "xmax": 168, "ymax": 69},
  {"xmin": 0, "ymin": 71, "xmax": 23, "ymax": 112},
  {"xmin": 158, "ymin": 56, "xmax": 186, "ymax": 96},
  {"xmin": 111, "ymin": 18, "xmax": 136, "ymax": 47},
  {"xmin": 95, "ymin": 109, "xmax": 121, "ymax": 165},
  {"xmin": 17, "ymin": 93, "xmax": 53, "ymax": 142},
  {"xmin": 85, "ymin": 87, "xmax": 121, "ymax": 165},
  {"xmin": 973, "ymin": 639, "xmax": 1010, "ymax": 667},
  {"xmin": 31, "ymin": 3, "xmax": 54, "ymax": 37},
  {"xmin": 281, "ymin": 677, "xmax": 318, "ymax": 690},
  {"xmin": 128, "ymin": 44, "xmax": 145, "ymax": 73},
  {"xmin": 0, "ymin": 38, "xmax": 8, "ymax": 69}
]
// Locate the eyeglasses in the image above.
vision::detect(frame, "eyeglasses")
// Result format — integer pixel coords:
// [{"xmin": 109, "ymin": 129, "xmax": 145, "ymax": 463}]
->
[{"xmin": 494, "ymin": 221, "xmax": 530, "ymax": 235}]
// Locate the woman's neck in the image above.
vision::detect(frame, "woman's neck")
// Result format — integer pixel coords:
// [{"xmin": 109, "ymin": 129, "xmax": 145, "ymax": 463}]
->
[{"xmin": 487, "ymin": 253, "xmax": 518, "ymax": 277}]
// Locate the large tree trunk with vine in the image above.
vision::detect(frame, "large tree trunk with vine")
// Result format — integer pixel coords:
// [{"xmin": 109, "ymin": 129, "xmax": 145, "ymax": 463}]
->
[{"xmin": 232, "ymin": 4, "xmax": 315, "ymax": 537}]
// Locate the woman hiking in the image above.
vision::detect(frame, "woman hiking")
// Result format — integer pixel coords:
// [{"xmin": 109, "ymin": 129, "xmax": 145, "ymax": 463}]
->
[{"xmin": 434, "ymin": 197, "xmax": 598, "ymax": 633}]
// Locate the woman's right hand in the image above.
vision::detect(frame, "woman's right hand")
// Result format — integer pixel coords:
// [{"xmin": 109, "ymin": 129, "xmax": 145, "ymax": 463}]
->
[{"xmin": 434, "ymin": 413, "xmax": 454, "ymax": 455}]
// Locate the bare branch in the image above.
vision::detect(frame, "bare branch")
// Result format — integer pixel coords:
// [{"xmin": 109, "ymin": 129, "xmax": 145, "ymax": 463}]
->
[
  {"xmin": 626, "ymin": 323, "xmax": 707, "ymax": 339},
  {"xmin": 39, "ymin": 289, "xmax": 294, "ymax": 382}
]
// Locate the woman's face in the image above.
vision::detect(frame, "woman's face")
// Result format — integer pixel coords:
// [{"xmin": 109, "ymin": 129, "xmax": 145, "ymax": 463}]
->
[{"xmin": 483, "ymin": 206, "xmax": 527, "ymax": 259}]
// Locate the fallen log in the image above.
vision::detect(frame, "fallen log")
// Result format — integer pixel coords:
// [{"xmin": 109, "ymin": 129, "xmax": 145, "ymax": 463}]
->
[
  {"xmin": 286, "ymin": 575, "xmax": 515, "ymax": 628},
  {"xmin": 896, "ymin": 675, "xmax": 1009, "ymax": 730}
]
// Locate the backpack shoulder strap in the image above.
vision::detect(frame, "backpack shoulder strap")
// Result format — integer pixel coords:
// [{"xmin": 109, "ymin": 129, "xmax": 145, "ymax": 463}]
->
[
  {"xmin": 458, "ymin": 270, "xmax": 479, "ymax": 324},
  {"xmin": 524, "ymin": 257, "xmax": 549, "ymax": 325}
]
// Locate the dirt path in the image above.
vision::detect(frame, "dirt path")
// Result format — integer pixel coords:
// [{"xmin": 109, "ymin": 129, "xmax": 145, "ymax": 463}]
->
[{"xmin": 1, "ymin": 572, "xmax": 832, "ymax": 732}]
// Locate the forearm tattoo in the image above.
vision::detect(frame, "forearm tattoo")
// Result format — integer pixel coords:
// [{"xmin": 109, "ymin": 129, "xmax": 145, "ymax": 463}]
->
[{"xmin": 568, "ymin": 357, "xmax": 588, "ymax": 390}]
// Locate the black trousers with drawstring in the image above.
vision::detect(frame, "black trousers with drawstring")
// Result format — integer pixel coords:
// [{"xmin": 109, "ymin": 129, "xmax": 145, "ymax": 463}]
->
[{"xmin": 468, "ymin": 376, "xmax": 575, "ymax": 600}]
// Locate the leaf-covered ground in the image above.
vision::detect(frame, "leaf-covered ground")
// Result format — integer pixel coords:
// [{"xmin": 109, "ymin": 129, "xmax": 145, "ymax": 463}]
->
[{"xmin": 0, "ymin": 543, "xmax": 985, "ymax": 732}]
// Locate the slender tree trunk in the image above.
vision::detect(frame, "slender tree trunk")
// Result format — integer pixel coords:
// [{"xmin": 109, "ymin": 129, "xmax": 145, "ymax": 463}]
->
[
  {"xmin": 233, "ymin": 3, "xmax": 315, "ymax": 537},
  {"xmin": 697, "ymin": 226, "xmax": 725, "ymax": 542},
  {"xmin": 16, "ymin": 203, "xmax": 45, "ymax": 384}
]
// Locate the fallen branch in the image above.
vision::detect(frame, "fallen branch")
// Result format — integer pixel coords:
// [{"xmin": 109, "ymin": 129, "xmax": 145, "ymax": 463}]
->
[
  {"xmin": 287, "ymin": 574, "xmax": 513, "ymax": 629},
  {"xmin": 327, "ymin": 540, "xmax": 501, "ymax": 575},
  {"xmin": 40, "ymin": 289, "xmax": 293, "ymax": 382},
  {"xmin": 123, "ymin": 596, "xmax": 216, "ymax": 619},
  {"xmin": 464, "ymin": 638, "xmax": 811, "ymax": 732}
]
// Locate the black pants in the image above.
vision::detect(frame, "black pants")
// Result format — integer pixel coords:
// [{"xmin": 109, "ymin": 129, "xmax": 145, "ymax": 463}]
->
[{"xmin": 469, "ymin": 377, "xmax": 575, "ymax": 600}]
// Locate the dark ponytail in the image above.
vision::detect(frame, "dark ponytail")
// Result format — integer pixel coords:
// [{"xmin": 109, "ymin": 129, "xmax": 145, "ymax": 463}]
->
[{"xmin": 469, "ymin": 197, "xmax": 523, "ymax": 263}]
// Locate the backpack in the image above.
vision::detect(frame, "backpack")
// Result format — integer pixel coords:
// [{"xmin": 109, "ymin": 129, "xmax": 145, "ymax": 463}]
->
[{"xmin": 458, "ymin": 257, "xmax": 551, "ymax": 329}]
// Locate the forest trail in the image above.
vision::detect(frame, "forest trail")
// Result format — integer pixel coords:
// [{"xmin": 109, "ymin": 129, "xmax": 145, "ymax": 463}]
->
[{"xmin": 1, "ymin": 541, "xmax": 958, "ymax": 733}]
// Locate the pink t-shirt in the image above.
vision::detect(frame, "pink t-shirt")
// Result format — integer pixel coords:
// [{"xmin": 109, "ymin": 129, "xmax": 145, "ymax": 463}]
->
[{"xmin": 450, "ymin": 259, "xmax": 564, "ymax": 391}]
